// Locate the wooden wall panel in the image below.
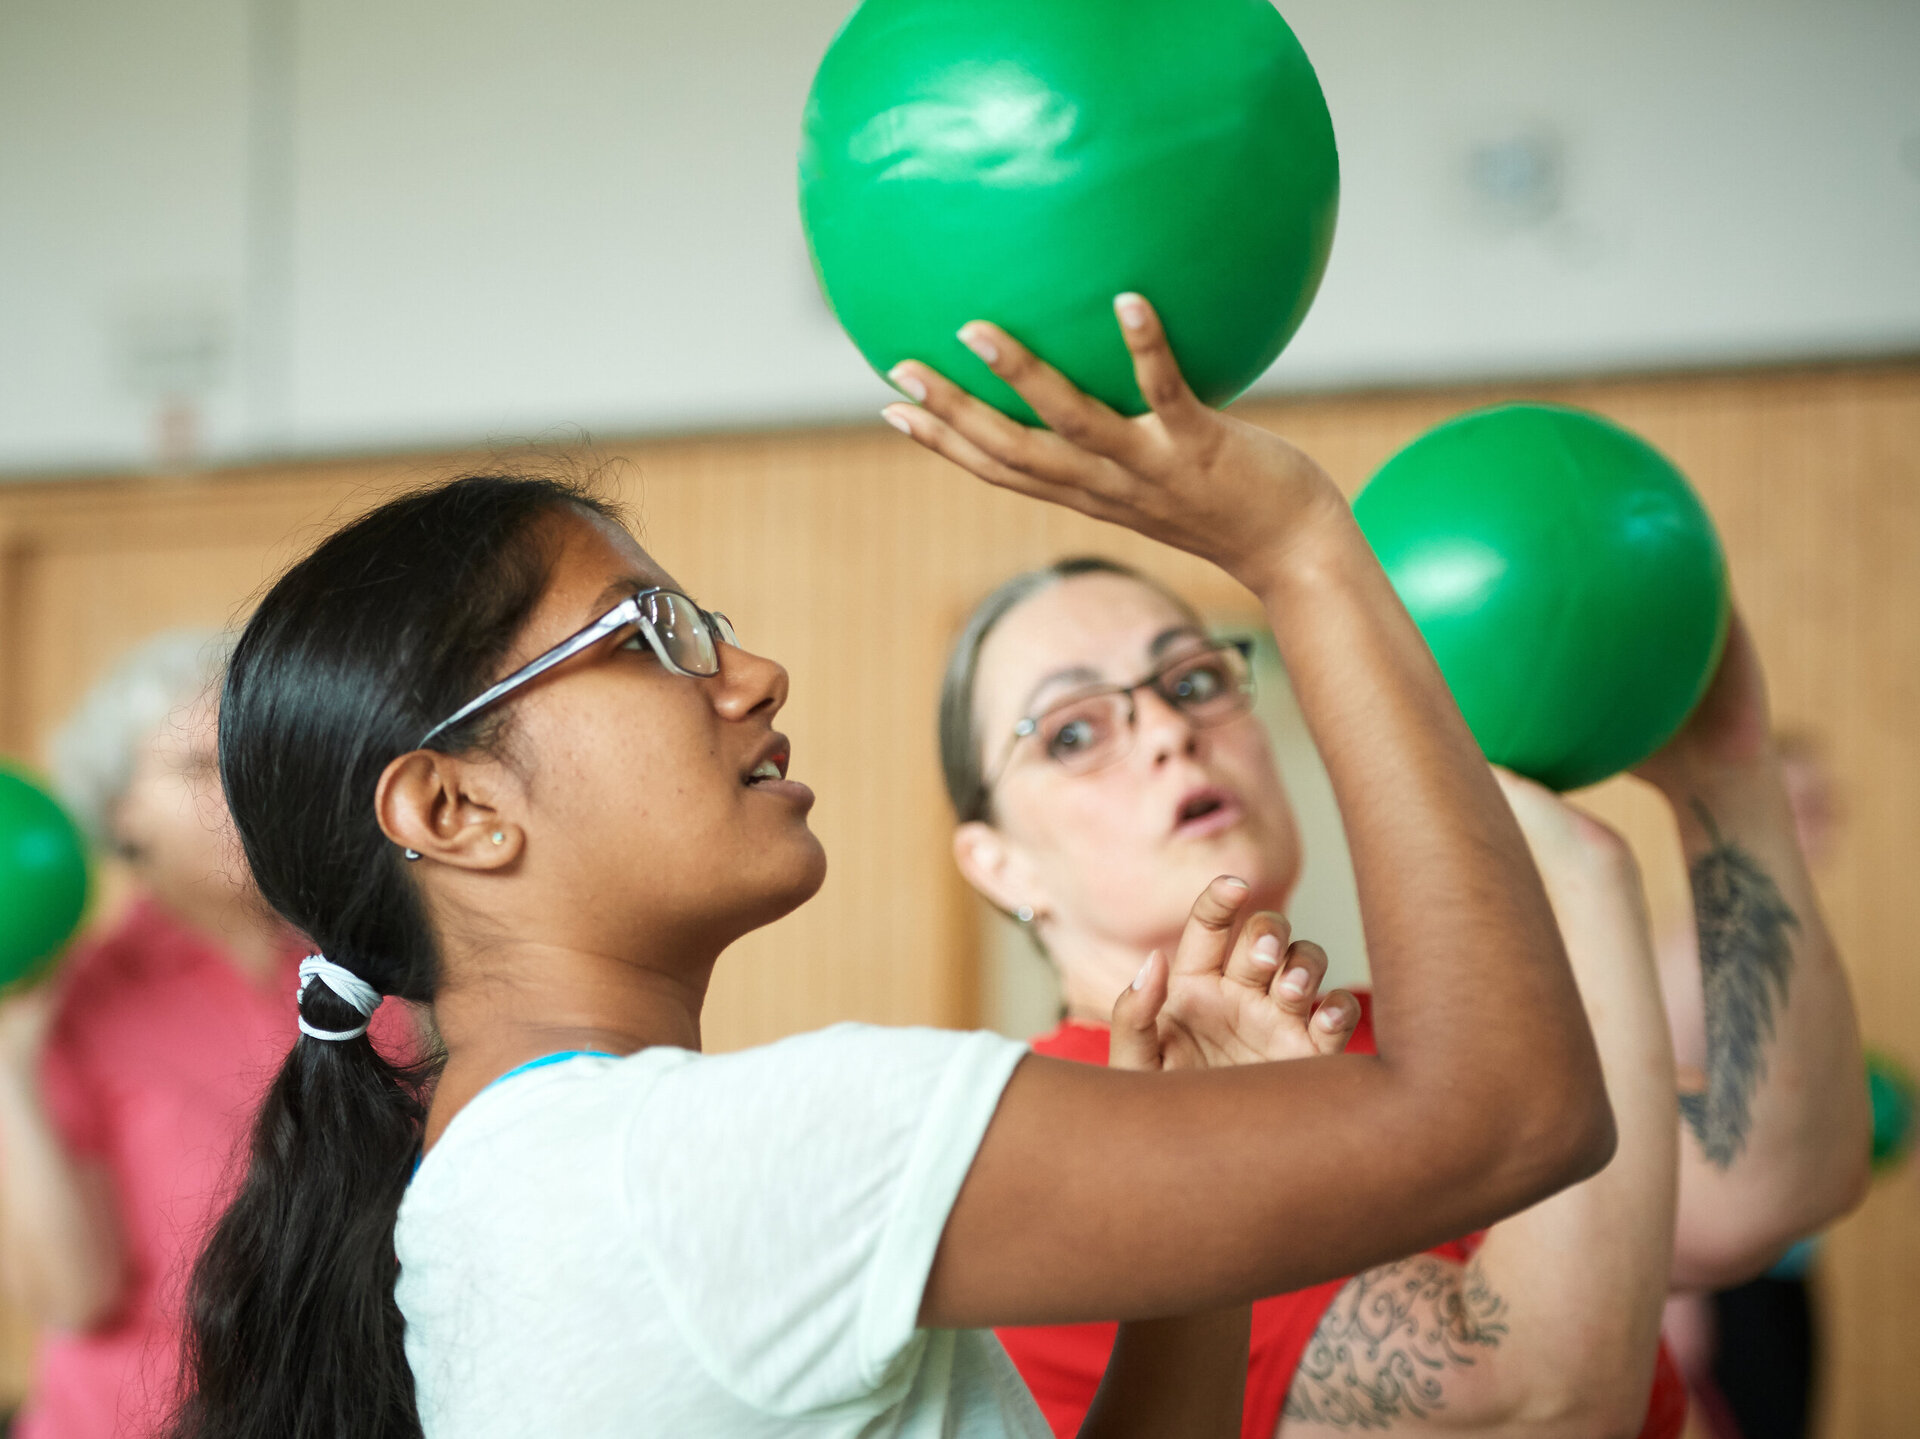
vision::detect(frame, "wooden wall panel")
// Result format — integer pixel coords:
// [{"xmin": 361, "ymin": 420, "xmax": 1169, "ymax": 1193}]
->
[{"xmin": 0, "ymin": 362, "xmax": 1914, "ymax": 1431}]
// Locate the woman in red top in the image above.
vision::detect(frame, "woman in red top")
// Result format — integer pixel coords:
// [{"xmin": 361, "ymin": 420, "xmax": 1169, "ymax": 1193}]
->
[
  {"xmin": 0, "ymin": 633, "xmax": 405, "ymax": 1438},
  {"xmin": 929, "ymin": 541, "xmax": 1868, "ymax": 1439}
]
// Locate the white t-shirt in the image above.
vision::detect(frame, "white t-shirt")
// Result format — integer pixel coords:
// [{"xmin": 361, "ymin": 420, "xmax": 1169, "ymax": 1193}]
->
[{"xmin": 395, "ymin": 1023, "xmax": 1045, "ymax": 1438}]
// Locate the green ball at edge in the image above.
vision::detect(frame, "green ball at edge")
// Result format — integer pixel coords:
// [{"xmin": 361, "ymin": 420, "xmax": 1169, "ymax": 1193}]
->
[
  {"xmin": 1867, "ymin": 1054, "xmax": 1916, "ymax": 1171},
  {"xmin": 799, "ymin": 0, "xmax": 1339, "ymax": 425},
  {"xmin": 1354, "ymin": 404, "xmax": 1730, "ymax": 792},
  {"xmin": 0, "ymin": 765, "xmax": 90, "ymax": 991}
]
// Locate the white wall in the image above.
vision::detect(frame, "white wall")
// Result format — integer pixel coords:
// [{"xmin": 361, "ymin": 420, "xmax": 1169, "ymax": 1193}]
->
[{"xmin": 4, "ymin": 0, "xmax": 1918, "ymax": 474}]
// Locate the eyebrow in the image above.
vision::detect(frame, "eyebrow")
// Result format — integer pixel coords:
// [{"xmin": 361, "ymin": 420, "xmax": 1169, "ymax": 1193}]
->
[
  {"xmin": 1019, "ymin": 664, "xmax": 1103, "ymax": 718},
  {"xmin": 586, "ymin": 575, "xmax": 661, "ymax": 621},
  {"xmin": 1017, "ymin": 625, "xmax": 1211, "ymax": 718},
  {"xmin": 1148, "ymin": 623, "xmax": 1208, "ymax": 659}
]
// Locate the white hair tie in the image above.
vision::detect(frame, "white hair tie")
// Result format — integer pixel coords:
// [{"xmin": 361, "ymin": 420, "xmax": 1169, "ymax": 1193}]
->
[{"xmin": 296, "ymin": 955, "xmax": 382, "ymax": 1042}]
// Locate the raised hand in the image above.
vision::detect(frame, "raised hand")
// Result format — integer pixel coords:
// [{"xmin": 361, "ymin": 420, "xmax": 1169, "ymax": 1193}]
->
[
  {"xmin": 1635, "ymin": 608, "xmax": 1774, "ymax": 791},
  {"xmin": 1110, "ymin": 877, "xmax": 1357, "ymax": 1073},
  {"xmin": 882, "ymin": 295, "xmax": 1347, "ymax": 592}
]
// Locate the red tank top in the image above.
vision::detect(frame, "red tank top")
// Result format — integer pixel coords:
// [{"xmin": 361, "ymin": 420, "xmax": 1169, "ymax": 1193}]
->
[{"xmin": 996, "ymin": 995, "xmax": 1688, "ymax": 1439}]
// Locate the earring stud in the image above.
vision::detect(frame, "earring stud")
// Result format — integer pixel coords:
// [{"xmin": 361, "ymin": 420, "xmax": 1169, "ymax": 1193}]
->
[
  {"xmin": 490, "ymin": 831, "xmax": 506, "ymax": 846},
  {"xmin": 403, "ymin": 848, "xmax": 421, "ymax": 862},
  {"xmin": 1015, "ymin": 905, "xmax": 1035, "ymax": 925}
]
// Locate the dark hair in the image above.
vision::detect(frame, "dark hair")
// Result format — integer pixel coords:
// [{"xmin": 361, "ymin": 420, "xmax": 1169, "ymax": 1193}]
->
[
  {"xmin": 938, "ymin": 556, "xmax": 1202, "ymax": 824},
  {"xmin": 169, "ymin": 475, "xmax": 619, "ymax": 1439}
]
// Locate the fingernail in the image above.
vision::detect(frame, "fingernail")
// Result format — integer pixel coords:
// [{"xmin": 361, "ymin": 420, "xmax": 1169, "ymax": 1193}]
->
[
  {"xmin": 881, "ymin": 407, "xmax": 913, "ymax": 435},
  {"xmin": 1318, "ymin": 1004, "xmax": 1346, "ymax": 1029},
  {"xmin": 1252, "ymin": 934, "xmax": 1282, "ymax": 968},
  {"xmin": 1115, "ymin": 293, "xmax": 1148, "ymax": 330},
  {"xmin": 1281, "ymin": 967, "xmax": 1312, "ymax": 995},
  {"xmin": 956, "ymin": 324, "xmax": 1000, "ymax": 365},
  {"xmin": 888, "ymin": 366, "xmax": 927, "ymax": 403},
  {"xmin": 1220, "ymin": 876, "xmax": 1250, "ymax": 891},
  {"xmin": 1132, "ymin": 955, "xmax": 1154, "ymax": 991}
]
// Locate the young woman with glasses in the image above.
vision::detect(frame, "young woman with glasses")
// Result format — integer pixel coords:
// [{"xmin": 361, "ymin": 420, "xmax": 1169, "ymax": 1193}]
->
[
  {"xmin": 909, "ymin": 304, "xmax": 1869, "ymax": 1438},
  {"xmin": 166, "ymin": 299, "xmax": 1621, "ymax": 1439}
]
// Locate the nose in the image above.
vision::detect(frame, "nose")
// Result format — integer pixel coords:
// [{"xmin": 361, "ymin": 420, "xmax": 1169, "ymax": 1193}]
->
[
  {"xmin": 712, "ymin": 641, "xmax": 789, "ymax": 722},
  {"xmin": 1135, "ymin": 686, "xmax": 1199, "ymax": 768}
]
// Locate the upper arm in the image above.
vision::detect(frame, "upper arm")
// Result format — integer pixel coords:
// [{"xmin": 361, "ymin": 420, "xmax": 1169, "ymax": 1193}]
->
[{"xmin": 921, "ymin": 1052, "xmax": 1601, "ymax": 1331}]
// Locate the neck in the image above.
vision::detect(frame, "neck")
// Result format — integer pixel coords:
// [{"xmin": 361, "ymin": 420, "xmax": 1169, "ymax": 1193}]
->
[
  {"xmin": 1049, "ymin": 927, "xmax": 1179, "ymax": 1027},
  {"xmin": 424, "ymin": 936, "xmax": 716, "ymax": 1148}
]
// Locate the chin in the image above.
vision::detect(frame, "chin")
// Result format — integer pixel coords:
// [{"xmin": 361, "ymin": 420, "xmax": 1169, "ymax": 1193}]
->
[{"xmin": 743, "ymin": 833, "xmax": 829, "ymax": 931}]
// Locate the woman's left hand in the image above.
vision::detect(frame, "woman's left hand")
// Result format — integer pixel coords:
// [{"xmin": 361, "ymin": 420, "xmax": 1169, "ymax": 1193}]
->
[{"xmin": 1110, "ymin": 877, "xmax": 1358, "ymax": 1072}]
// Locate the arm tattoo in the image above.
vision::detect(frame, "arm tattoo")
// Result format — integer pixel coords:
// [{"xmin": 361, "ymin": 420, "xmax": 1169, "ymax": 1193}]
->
[
  {"xmin": 1282, "ymin": 1257, "xmax": 1508, "ymax": 1430},
  {"xmin": 1680, "ymin": 801, "xmax": 1799, "ymax": 1167}
]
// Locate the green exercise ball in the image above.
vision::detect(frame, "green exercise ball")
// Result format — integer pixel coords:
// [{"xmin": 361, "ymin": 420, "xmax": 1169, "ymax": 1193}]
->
[
  {"xmin": 1354, "ymin": 404, "xmax": 1730, "ymax": 791},
  {"xmin": 799, "ymin": 0, "xmax": 1339, "ymax": 425},
  {"xmin": 0, "ymin": 765, "xmax": 89, "ymax": 991},
  {"xmin": 1867, "ymin": 1054, "xmax": 1916, "ymax": 1172}
]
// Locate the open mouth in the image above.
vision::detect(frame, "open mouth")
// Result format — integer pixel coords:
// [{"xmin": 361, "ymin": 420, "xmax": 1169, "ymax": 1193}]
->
[
  {"xmin": 744, "ymin": 750, "xmax": 790, "ymax": 786},
  {"xmin": 1172, "ymin": 785, "xmax": 1243, "ymax": 838},
  {"xmin": 741, "ymin": 741, "xmax": 787, "ymax": 787}
]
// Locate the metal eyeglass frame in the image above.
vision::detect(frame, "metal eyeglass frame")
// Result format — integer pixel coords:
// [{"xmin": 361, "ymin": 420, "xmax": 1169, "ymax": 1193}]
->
[
  {"xmin": 978, "ymin": 637, "xmax": 1257, "ymax": 799},
  {"xmin": 416, "ymin": 586, "xmax": 737, "ymax": 750}
]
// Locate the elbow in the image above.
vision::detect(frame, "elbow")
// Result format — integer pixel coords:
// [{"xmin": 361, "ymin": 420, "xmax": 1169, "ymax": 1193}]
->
[
  {"xmin": 1511, "ymin": 1067, "xmax": 1619, "ymax": 1203},
  {"xmin": 1427, "ymin": 1055, "xmax": 1618, "ymax": 1223},
  {"xmin": 1676, "ymin": 1137, "xmax": 1873, "ymax": 1292}
]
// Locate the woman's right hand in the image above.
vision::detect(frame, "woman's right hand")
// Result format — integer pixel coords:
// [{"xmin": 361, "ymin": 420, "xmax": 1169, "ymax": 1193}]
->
[
  {"xmin": 1109, "ymin": 876, "xmax": 1358, "ymax": 1073},
  {"xmin": 883, "ymin": 294, "xmax": 1347, "ymax": 592}
]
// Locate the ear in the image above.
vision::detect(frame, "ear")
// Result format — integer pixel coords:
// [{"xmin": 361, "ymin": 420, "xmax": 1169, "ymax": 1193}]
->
[
  {"xmin": 952, "ymin": 820, "xmax": 1052, "ymax": 922},
  {"xmin": 375, "ymin": 750, "xmax": 524, "ymax": 870}
]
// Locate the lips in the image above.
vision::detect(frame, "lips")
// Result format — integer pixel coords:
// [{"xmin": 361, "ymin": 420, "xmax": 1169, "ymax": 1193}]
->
[{"xmin": 1171, "ymin": 784, "xmax": 1244, "ymax": 840}]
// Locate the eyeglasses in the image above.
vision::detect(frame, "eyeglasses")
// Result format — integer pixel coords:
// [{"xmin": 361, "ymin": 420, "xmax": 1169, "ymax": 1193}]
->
[
  {"xmin": 980, "ymin": 639, "xmax": 1256, "ymax": 800},
  {"xmin": 417, "ymin": 587, "xmax": 737, "ymax": 750}
]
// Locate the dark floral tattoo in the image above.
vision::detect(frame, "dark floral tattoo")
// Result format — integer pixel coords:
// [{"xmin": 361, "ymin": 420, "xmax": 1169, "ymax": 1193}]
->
[
  {"xmin": 1680, "ymin": 801, "xmax": 1799, "ymax": 1167},
  {"xmin": 1282, "ymin": 1257, "xmax": 1508, "ymax": 1429}
]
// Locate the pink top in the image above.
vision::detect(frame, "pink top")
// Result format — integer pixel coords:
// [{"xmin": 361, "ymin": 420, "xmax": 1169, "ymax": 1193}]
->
[{"xmin": 16, "ymin": 898, "xmax": 406, "ymax": 1439}]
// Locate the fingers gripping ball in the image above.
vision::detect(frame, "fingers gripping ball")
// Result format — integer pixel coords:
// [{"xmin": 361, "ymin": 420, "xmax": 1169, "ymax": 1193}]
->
[
  {"xmin": 1354, "ymin": 404, "xmax": 1729, "ymax": 791},
  {"xmin": 799, "ymin": 0, "xmax": 1338, "ymax": 424},
  {"xmin": 0, "ymin": 766, "xmax": 90, "ymax": 991}
]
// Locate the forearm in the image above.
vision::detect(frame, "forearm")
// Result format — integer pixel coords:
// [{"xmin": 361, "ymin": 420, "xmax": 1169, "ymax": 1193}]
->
[
  {"xmin": 1249, "ymin": 511, "xmax": 1609, "ymax": 1167},
  {"xmin": 1078, "ymin": 1308, "xmax": 1250, "ymax": 1439},
  {"xmin": 0, "ymin": 1064, "xmax": 123, "ymax": 1328},
  {"xmin": 1656, "ymin": 754, "xmax": 1869, "ymax": 1284}
]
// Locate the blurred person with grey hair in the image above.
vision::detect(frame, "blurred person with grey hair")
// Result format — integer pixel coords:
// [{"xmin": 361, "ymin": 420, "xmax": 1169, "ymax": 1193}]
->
[{"xmin": 0, "ymin": 631, "xmax": 307, "ymax": 1439}]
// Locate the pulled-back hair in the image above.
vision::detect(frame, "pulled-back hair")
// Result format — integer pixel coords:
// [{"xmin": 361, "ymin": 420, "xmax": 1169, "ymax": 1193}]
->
[
  {"xmin": 938, "ymin": 557, "xmax": 1202, "ymax": 824},
  {"xmin": 168, "ymin": 474, "xmax": 618, "ymax": 1439}
]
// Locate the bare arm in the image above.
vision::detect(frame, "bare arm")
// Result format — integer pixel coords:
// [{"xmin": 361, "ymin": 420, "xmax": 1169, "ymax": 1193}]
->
[
  {"xmin": 0, "ymin": 989, "xmax": 125, "ymax": 1330},
  {"xmin": 1282, "ymin": 777, "xmax": 1678, "ymax": 1437},
  {"xmin": 1639, "ymin": 617, "xmax": 1869, "ymax": 1288},
  {"xmin": 893, "ymin": 298, "xmax": 1614, "ymax": 1330}
]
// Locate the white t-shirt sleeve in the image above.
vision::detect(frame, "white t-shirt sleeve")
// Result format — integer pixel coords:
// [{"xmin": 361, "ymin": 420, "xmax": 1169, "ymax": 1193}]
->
[{"xmin": 623, "ymin": 1023, "xmax": 1028, "ymax": 1416}]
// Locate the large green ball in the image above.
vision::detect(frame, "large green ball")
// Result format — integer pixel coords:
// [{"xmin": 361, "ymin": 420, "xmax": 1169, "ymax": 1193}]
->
[
  {"xmin": 0, "ymin": 765, "xmax": 90, "ymax": 991},
  {"xmin": 1354, "ymin": 404, "xmax": 1730, "ymax": 791},
  {"xmin": 799, "ymin": 0, "xmax": 1339, "ymax": 424}
]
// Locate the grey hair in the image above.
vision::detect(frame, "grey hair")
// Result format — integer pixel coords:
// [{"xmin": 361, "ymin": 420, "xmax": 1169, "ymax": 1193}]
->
[
  {"xmin": 48, "ymin": 628, "xmax": 233, "ymax": 848},
  {"xmin": 938, "ymin": 557, "xmax": 1202, "ymax": 825}
]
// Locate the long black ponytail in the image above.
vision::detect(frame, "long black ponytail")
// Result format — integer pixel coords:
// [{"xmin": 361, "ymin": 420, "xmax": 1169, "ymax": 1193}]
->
[{"xmin": 169, "ymin": 475, "xmax": 618, "ymax": 1439}]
